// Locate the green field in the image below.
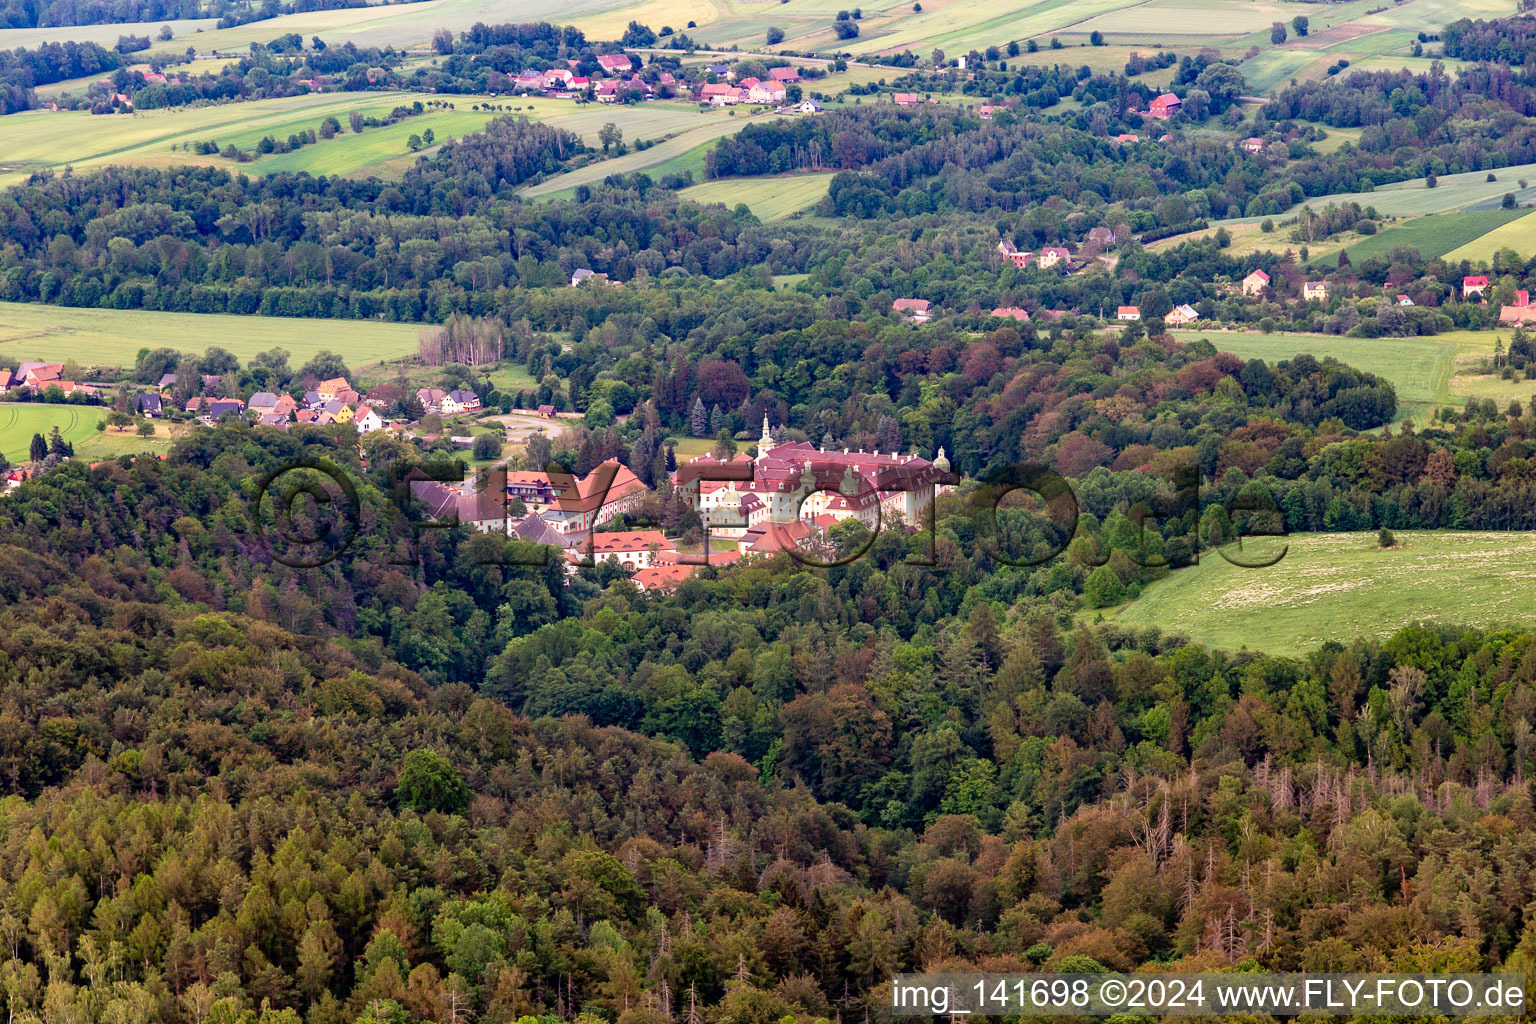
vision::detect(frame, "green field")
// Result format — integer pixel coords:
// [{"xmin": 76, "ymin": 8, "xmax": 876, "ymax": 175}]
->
[
  {"xmin": 1443, "ymin": 208, "xmax": 1536, "ymax": 262},
  {"xmin": 1331, "ymin": 208, "xmax": 1531, "ymax": 266},
  {"xmin": 1098, "ymin": 531, "xmax": 1536, "ymax": 656},
  {"xmin": 1176, "ymin": 329, "xmax": 1458, "ymax": 425},
  {"xmin": 680, "ymin": 172, "xmax": 833, "ymax": 220},
  {"xmin": 0, "ymin": 302, "xmax": 423, "ymax": 368},
  {"xmin": 1281, "ymin": 162, "xmax": 1536, "ymax": 219},
  {"xmin": 0, "ymin": 403, "xmax": 104, "ymax": 463},
  {"xmin": 0, "ymin": 91, "xmax": 730, "ymax": 186}
]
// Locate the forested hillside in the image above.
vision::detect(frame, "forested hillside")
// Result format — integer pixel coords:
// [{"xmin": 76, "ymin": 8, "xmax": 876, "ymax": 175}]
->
[{"xmin": 2, "ymin": 425, "xmax": 1536, "ymax": 1024}]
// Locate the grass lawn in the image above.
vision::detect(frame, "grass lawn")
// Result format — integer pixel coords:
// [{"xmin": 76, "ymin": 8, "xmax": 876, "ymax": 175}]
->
[
  {"xmin": 681, "ymin": 172, "xmax": 833, "ymax": 220},
  {"xmin": 1174, "ymin": 329, "xmax": 1457, "ymax": 425},
  {"xmin": 0, "ymin": 302, "xmax": 422, "ymax": 369},
  {"xmin": 1095, "ymin": 531, "xmax": 1536, "ymax": 657},
  {"xmin": 667, "ymin": 437, "xmax": 719, "ymax": 461},
  {"xmin": 1331, "ymin": 208, "xmax": 1531, "ymax": 266},
  {"xmin": 0, "ymin": 403, "xmax": 106, "ymax": 462}
]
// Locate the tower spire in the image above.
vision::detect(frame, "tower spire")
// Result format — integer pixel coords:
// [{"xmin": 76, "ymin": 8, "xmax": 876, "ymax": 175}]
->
[{"xmin": 760, "ymin": 414, "xmax": 773, "ymax": 450}]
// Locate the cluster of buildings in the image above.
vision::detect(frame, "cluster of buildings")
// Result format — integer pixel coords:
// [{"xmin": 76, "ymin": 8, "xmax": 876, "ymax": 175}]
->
[
  {"xmin": 125, "ymin": 373, "xmax": 488, "ymax": 435},
  {"xmin": 700, "ymin": 65, "xmax": 802, "ymax": 106},
  {"xmin": 405, "ymin": 418, "xmax": 955, "ymax": 592},
  {"xmin": 0, "ymin": 362, "xmax": 101, "ymax": 397},
  {"xmin": 489, "ymin": 53, "xmax": 819, "ymax": 110}
]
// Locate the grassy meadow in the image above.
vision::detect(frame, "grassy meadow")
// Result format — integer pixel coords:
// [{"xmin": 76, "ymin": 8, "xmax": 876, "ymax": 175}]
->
[
  {"xmin": 0, "ymin": 302, "xmax": 423, "ymax": 369},
  {"xmin": 1098, "ymin": 531, "xmax": 1536, "ymax": 656},
  {"xmin": 0, "ymin": 91, "xmax": 731, "ymax": 186},
  {"xmin": 680, "ymin": 172, "xmax": 833, "ymax": 220},
  {"xmin": 1176, "ymin": 329, "xmax": 1458, "ymax": 425},
  {"xmin": 0, "ymin": 403, "xmax": 106, "ymax": 463}
]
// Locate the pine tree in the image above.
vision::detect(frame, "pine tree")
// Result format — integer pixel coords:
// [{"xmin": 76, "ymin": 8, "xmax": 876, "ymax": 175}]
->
[
  {"xmin": 28, "ymin": 433, "xmax": 46, "ymax": 462},
  {"xmin": 689, "ymin": 397, "xmax": 708, "ymax": 437}
]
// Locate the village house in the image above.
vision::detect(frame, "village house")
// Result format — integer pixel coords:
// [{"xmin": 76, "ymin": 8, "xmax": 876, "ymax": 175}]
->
[
  {"xmin": 1116, "ymin": 306, "xmax": 1142, "ymax": 321},
  {"xmin": 136, "ymin": 393, "xmax": 163, "ymax": 417},
  {"xmin": 1242, "ymin": 137, "xmax": 1266, "ymax": 155},
  {"xmin": 1397, "ymin": 294, "xmax": 1414, "ymax": 306},
  {"xmin": 247, "ymin": 392, "xmax": 280, "ymax": 416},
  {"xmin": 702, "ymin": 83, "xmax": 741, "ymax": 105},
  {"xmin": 991, "ymin": 307, "xmax": 1031, "ymax": 321},
  {"xmin": 204, "ymin": 399, "xmax": 246, "ymax": 423},
  {"xmin": 748, "ymin": 79, "xmax": 786, "ymax": 104},
  {"xmin": 571, "ymin": 268, "xmax": 610, "ymax": 287},
  {"xmin": 1037, "ymin": 246, "xmax": 1072, "ymax": 269},
  {"xmin": 1242, "ymin": 269, "xmax": 1270, "ymax": 296},
  {"xmin": 416, "ymin": 388, "xmax": 448, "ymax": 413},
  {"xmin": 317, "ymin": 377, "xmax": 350, "ymax": 401},
  {"xmin": 1149, "ymin": 92, "xmax": 1182, "ymax": 118},
  {"xmin": 1500, "ymin": 289, "xmax": 1536, "ymax": 323},
  {"xmin": 17, "ymin": 362, "xmax": 62, "ymax": 388},
  {"xmin": 892, "ymin": 298, "xmax": 932, "ymax": 322},
  {"xmin": 893, "ymin": 92, "xmax": 921, "ymax": 106},
  {"xmin": 1113, "ymin": 133, "xmax": 1140, "ymax": 144},
  {"xmin": 797, "ymin": 99, "xmax": 823, "ymax": 113},
  {"xmin": 769, "ymin": 66, "xmax": 799, "ymax": 82},
  {"xmin": 1165, "ymin": 303, "xmax": 1200, "ymax": 326},
  {"xmin": 1087, "ymin": 226, "xmax": 1117, "ymax": 248},
  {"xmin": 1463, "ymin": 275, "xmax": 1489, "ymax": 300},
  {"xmin": 441, "ymin": 389, "xmax": 481, "ymax": 414},
  {"xmin": 997, "ymin": 239, "xmax": 1034, "ymax": 268},
  {"xmin": 596, "ymin": 53, "xmax": 634, "ymax": 75},
  {"xmin": 978, "ymin": 104, "xmax": 997, "ymax": 119},
  {"xmin": 354, "ymin": 407, "xmax": 385, "ymax": 433},
  {"xmin": 536, "ymin": 404, "xmax": 557, "ymax": 418},
  {"xmin": 0, "ymin": 369, "xmax": 11, "ymax": 393},
  {"xmin": 1303, "ymin": 281, "xmax": 1330, "ymax": 301}
]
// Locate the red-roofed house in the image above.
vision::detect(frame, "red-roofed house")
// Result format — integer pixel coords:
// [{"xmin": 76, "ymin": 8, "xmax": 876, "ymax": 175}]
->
[
  {"xmin": 1117, "ymin": 306, "xmax": 1142, "ymax": 321},
  {"xmin": 596, "ymin": 53, "xmax": 634, "ymax": 75},
  {"xmin": 893, "ymin": 92, "xmax": 920, "ymax": 105},
  {"xmin": 1242, "ymin": 268, "xmax": 1270, "ymax": 296},
  {"xmin": 892, "ymin": 298, "xmax": 932, "ymax": 322},
  {"xmin": 631, "ymin": 563, "xmax": 701, "ymax": 592},
  {"xmin": 748, "ymin": 79, "xmax": 786, "ymax": 104},
  {"xmin": 997, "ymin": 239, "xmax": 1034, "ymax": 268},
  {"xmin": 991, "ymin": 307, "xmax": 1031, "ymax": 321},
  {"xmin": 581, "ymin": 530, "xmax": 678, "ymax": 570},
  {"xmin": 1149, "ymin": 92, "xmax": 1182, "ymax": 118},
  {"xmin": 769, "ymin": 66, "xmax": 799, "ymax": 82},
  {"xmin": 1463, "ymin": 275, "xmax": 1489, "ymax": 299}
]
